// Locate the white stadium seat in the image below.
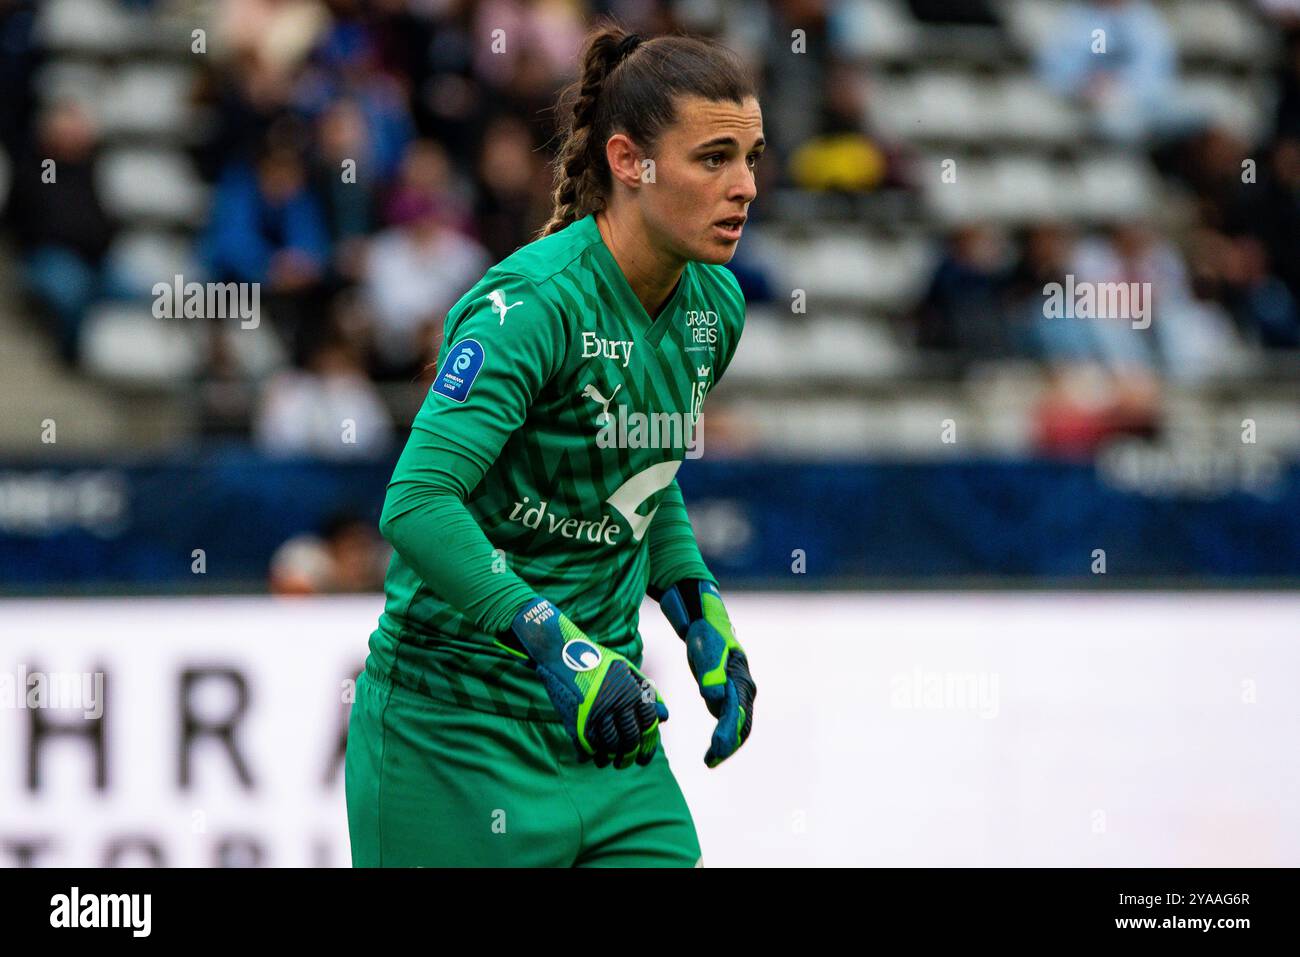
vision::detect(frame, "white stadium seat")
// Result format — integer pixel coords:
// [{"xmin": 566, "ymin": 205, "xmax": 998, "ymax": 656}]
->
[
  {"xmin": 80, "ymin": 302, "xmax": 206, "ymax": 385},
  {"xmin": 1178, "ymin": 76, "xmax": 1272, "ymax": 142},
  {"xmin": 768, "ymin": 233, "xmax": 935, "ymax": 309},
  {"xmin": 1072, "ymin": 155, "xmax": 1163, "ymax": 219},
  {"xmin": 832, "ymin": 0, "xmax": 921, "ymax": 58},
  {"xmin": 1162, "ymin": 0, "xmax": 1270, "ymax": 61},
  {"xmin": 98, "ymin": 148, "xmax": 208, "ymax": 223},
  {"xmin": 35, "ymin": 0, "xmax": 136, "ymax": 53},
  {"xmin": 107, "ymin": 231, "xmax": 200, "ymax": 297},
  {"xmin": 32, "ymin": 61, "xmax": 108, "ymax": 111},
  {"xmin": 999, "ymin": 0, "xmax": 1070, "ymax": 51},
  {"xmin": 994, "ymin": 76, "xmax": 1086, "ymax": 142},
  {"xmin": 100, "ymin": 66, "xmax": 196, "ymax": 137}
]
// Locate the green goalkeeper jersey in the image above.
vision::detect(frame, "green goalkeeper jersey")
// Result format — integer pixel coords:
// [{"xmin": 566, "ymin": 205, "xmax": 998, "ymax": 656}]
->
[{"xmin": 367, "ymin": 212, "xmax": 746, "ymax": 721}]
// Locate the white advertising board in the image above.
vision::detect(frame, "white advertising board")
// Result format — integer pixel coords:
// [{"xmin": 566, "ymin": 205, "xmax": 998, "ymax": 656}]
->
[{"xmin": 2, "ymin": 593, "xmax": 1297, "ymax": 866}]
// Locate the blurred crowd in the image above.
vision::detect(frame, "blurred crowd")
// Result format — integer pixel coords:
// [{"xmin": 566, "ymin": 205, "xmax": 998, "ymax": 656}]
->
[
  {"xmin": 0, "ymin": 0, "xmax": 1298, "ymax": 472},
  {"xmin": 911, "ymin": 1, "xmax": 1300, "ymax": 455}
]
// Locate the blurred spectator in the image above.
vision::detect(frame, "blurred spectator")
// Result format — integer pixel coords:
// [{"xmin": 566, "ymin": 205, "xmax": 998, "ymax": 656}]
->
[
  {"xmin": 0, "ymin": 0, "xmax": 1290, "ymax": 469},
  {"xmin": 270, "ymin": 511, "xmax": 389, "ymax": 594},
  {"xmin": 763, "ymin": 0, "xmax": 832, "ymax": 170},
  {"xmin": 905, "ymin": 0, "xmax": 1000, "ymax": 26},
  {"xmin": 1257, "ymin": 1, "xmax": 1300, "ymax": 32},
  {"xmin": 1190, "ymin": 230, "xmax": 1300, "ymax": 349},
  {"xmin": 254, "ymin": 332, "xmax": 395, "ymax": 458},
  {"xmin": 202, "ymin": 143, "xmax": 331, "ymax": 364},
  {"xmin": 1272, "ymin": 27, "xmax": 1300, "ymax": 138},
  {"xmin": 1034, "ymin": 364, "xmax": 1162, "ymax": 458},
  {"xmin": 912, "ymin": 224, "xmax": 1016, "ymax": 358},
  {"xmin": 381, "ymin": 138, "xmax": 472, "ymax": 230},
  {"xmin": 470, "ymin": 0, "xmax": 586, "ymax": 148},
  {"xmin": 216, "ymin": 0, "xmax": 331, "ymax": 85},
  {"xmin": 722, "ymin": 250, "xmax": 777, "ymax": 307},
  {"xmin": 1181, "ymin": 126, "xmax": 1256, "ymax": 233},
  {"xmin": 296, "ymin": 15, "xmax": 416, "ymax": 183},
  {"xmin": 364, "ymin": 181, "xmax": 490, "ymax": 380},
  {"xmin": 403, "ymin": 4, "xmax": 482, "ymax": 166},
  {"xmin": 7, "ymin": 101, "xmax": 126, "ymax": 365},
  {"xmin": 1036, "ymin": 0, "xmax": 1204, "ymax": 145},
  {"xmin": 1063, "ymin": 223, "xmax": 1242, "ymax": 382},
  {"xmin": 195, "ymin": 49, "xmax": 297, "ymax": 180},
  {"xmin": 0, "ymin": 0, "xmax": 40, "ymax": 163},
  {"xmin": 788, "ymin": 61, "xmax": 900, "ymax": 193},
  {"xmin": 472, "ymin": 114, "xmax": 550, "ymax": 262},
  {"xmin": 470, "ymin": 0, "xmax": 586, "ymax": 90},
  {"xmin": 1245, "ymin": 136, "xmax": 1300, "ymax": 305},
  {"xmin": 309, "ymin": 98, "xmax": 377, "ymax": 281},
  {"xmin": 1006, "ymin": 222, "xmax": 1075, "ymax": 355}
]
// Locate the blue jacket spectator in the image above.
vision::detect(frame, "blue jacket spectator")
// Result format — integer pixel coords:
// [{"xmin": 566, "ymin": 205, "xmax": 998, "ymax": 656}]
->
[
  {"xmin": 202, "ymin": 150, "xmax": 329, "ymax": 286},
  {"xmin": 1036, "ymin": 0, "xmax": 1202, "ymax": 143}
]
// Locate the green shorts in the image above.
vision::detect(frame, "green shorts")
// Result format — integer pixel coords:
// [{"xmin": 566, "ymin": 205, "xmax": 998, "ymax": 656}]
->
[{"xmin": 345, "ymin": 659, "xmax": 703, "ymax": 867}]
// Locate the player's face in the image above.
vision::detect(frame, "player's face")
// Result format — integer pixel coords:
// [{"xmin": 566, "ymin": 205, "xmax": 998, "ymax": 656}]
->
[{"xmin": 644, "ymin": 95, "xmax": 764, "ymax": 265}]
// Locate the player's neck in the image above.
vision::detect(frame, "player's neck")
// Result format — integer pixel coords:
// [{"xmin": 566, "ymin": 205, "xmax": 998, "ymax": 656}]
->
[{"xmin": 595, "ymin": 208, "xmax": 685, "ymax": 321}]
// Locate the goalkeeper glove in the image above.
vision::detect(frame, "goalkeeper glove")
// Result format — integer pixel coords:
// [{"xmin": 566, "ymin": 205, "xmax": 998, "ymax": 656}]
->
[
  {"xmin": 656, "ymin": 579, "xmax": 756, "ymax": 768},
  {"xmin": 496, "ymin": 597, "xmax": 669, "ymax": 770}
]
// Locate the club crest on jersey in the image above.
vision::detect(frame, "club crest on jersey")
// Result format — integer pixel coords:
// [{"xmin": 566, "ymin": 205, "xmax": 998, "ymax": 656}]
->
[
  {"xmin": 562, "ymin": 639, "xmax": 602, "ymax": 672},
  {"xmin": 691, "ymin": 365, "xmax": 711, "ymax": 427},
  {"xmin": 486, "ymin": 289, "xmax": 522, "ymax": 325},
  {"xmin": 431, "ymin": 339, "xmax": 485, "ymax": 402}
]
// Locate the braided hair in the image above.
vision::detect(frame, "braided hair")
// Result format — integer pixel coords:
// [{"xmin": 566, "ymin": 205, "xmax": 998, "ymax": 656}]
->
[{"xmin": 537, "ymin": 25, "xmax": 756, "ymax": 239}]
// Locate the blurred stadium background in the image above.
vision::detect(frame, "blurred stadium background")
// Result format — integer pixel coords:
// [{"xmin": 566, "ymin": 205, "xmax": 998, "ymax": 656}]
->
[{"xmin": 1, "ymin": 0, "xmax": 1298, "ymax": 867}]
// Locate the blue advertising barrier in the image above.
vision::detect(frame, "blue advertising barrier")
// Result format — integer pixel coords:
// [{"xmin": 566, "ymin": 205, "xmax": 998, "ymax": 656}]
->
[{"xmin": 2, "ymin": 446, "xmax": 1298, "ymax": 589}]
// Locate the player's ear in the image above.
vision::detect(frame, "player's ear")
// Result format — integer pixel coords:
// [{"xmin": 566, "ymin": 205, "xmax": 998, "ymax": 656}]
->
[{"xmin": 604, "ymin": 132, "xmax": 645, "ymax": 190}]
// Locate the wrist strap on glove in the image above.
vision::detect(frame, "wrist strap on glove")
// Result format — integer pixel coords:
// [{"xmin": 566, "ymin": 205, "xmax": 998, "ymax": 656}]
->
[{"xmin": 655, "ymin": 578, "xmax": 714, "ymax": 640}]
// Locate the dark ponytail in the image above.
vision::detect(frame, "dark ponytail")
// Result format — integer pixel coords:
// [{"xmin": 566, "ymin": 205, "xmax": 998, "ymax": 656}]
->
[{"xmin": 537, "ymin": 24, "xmax": 756, "ymax": 239}]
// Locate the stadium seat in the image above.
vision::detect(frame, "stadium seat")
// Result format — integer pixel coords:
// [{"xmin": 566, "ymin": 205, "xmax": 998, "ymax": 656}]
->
[
  {"xmin": 728, "ymin": 398, "xmax": 878, "ymax": 454},
  {"xmin": 100, "ymin": 66, "xmax": 196, "ymax": 138},
  {"xmin": 995, "ymin": 76, "xmax": 1087, "ymax": 142},
  {"xmin": 770, "ymin": 233, "xmax": 935, "ymax": 309},
  {"xmin": 1178, "ymin": 75, "xmax": 1271, "ymax": 142},
  {"xmin": 923, "ymin": 155, "xmax": 1065, "ymax": 223},
  {"xmin": 806, "ymin": 315, "xmax": 911, "ymax": 379},
  {"xmin": 80, "ymin": 302, "xmax": 206, "ymax": 385},
  {"xmin": 831, "ymin": 0, "xmax": 921, "ymax": 58},
  {"xmin": 721, "ymin": 314, "xmax": 788, "ymax": 383},
  {"xmin": 107, "ymin": 231, "xmax": 199, "ymax": 298},
  {"xmin": 35, "ymin": 0, "xmax": 137, "ymax": 54},
  {"xmin": 999, "ymin": 0, "xmax": 1069, "ymax": 52},
  {"xmin": 1162, "ymin": 0, "xmax": 1269, "ymax": 62},
  {"xmin": 31, "ymin": 61, "xmax": 107, "ymax": 111},
  {"xmin": 1071, "ymin": 155, "xmax": 1163, "ymax": 220},
  {"xmin": 987, "ymin": 156, "xmax": 1066, "ymax": 220},
  {"xmin": 98, "ymin": 148, "xmax": 208, "ymax": 224}
]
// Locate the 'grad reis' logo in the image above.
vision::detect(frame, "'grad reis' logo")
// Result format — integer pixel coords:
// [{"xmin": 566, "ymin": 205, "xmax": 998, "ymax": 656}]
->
[
  {"xmin": 431, "ymin": 339, "xmax": 485, "ymax": 402},
  {"xmin": 685, "ymin": 308, "xmax": 719, "ymax": 346}
]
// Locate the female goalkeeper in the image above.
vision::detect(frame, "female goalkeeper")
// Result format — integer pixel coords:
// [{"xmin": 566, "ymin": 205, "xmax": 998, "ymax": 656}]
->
[{"xmin": 345, "ymin": 25, "xmax": 761, "ymax": 867}]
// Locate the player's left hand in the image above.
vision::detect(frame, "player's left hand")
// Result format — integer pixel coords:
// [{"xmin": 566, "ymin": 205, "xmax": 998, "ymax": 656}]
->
[{"xmin": 657, "ymin": 579, "xmax": 756, "ymax": 767}]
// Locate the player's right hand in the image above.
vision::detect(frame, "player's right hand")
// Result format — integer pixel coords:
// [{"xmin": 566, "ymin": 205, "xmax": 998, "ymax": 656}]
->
[{"xmin": 497, "ymin": 597, "xmax": 668, "ymax": 769}]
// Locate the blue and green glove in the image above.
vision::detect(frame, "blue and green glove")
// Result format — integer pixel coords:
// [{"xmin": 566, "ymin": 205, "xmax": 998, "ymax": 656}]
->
[
  {"xmin": 497, "ymin": 597, "xmax": 669, "ymax": 770},
  {"xmin": 655, "ymin": 579, "xmax": 756, "ymax": 767}
]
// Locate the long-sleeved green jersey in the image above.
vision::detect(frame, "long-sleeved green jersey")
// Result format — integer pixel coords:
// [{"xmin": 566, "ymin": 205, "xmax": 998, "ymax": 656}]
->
[{"xmin": 368, "ymin": 212, "xmax": 746, "ymax": 721}]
